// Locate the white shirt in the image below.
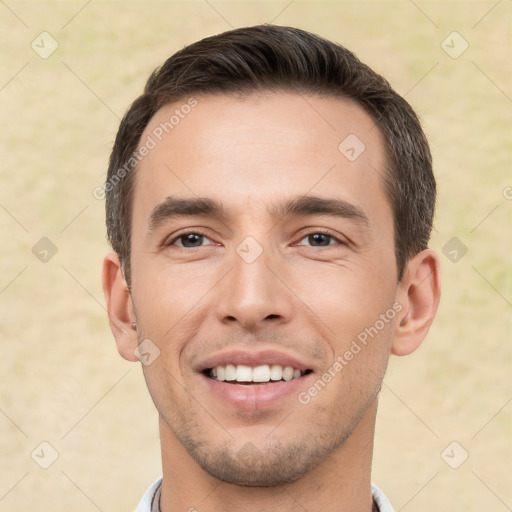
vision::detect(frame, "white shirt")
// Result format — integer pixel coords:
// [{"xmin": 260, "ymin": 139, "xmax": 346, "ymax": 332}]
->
[{"xmin": 135, "ymin": 477, "xmax": 394, "ymax": 512}]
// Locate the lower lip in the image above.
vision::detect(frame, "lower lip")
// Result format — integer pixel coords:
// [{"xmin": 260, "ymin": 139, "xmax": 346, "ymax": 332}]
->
[{"xmin": 201, "ymin": 373, "xmax": 313, "ymax": 411}]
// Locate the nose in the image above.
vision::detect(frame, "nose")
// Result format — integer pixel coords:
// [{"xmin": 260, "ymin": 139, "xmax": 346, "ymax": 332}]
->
[{"xmin": 215, "ymin": 243, "xmax": 294, "ymax": 331}]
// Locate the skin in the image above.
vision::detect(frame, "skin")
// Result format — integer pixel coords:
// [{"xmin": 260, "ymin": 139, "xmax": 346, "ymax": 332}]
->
[{"xmin": 103, "ymin": 92, "xmax": 441, "ymax": 512}]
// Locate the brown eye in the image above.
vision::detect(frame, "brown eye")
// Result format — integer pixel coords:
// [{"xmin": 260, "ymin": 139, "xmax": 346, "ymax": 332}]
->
[
  {"xmin": 297, "ymin": 232, "xmax": 342, "ymax": 247},
  {"xmin": 307, "ymin": 233, "xmax": 332, "ymax": 246},
  {"xmin": 179, "ymin": 233, "xmax": 204, "ymax": 247},
  {"xmin": 168, "ymin": 232, "xmax": 214, "ymax": 248}
]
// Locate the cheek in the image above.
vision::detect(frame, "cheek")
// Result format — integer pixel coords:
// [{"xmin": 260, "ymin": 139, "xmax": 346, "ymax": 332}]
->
[
  {"xmin": 141, "ymin": 357, "xmax": 197, "ymax": 434},
  {"xmin": 291, "ymin": 256, "xmax": 397, "ymax": 337},
  {"xmin": 131, "ymin": 258, "xmax": 214, "ymax": 338},
  {"xmin": 289, "ymin": 259, "xmax": 398, "ymax": 394}
]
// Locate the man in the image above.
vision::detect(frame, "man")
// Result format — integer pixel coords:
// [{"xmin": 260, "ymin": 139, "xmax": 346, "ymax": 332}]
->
[{"xmin": 101, "ymin": 25, "xmax": 441, "ymax": 512}]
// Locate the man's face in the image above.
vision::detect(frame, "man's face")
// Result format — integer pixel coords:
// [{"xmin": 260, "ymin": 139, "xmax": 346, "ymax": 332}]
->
[{"xmin": 129, "ymin": 92, "xmax": 399, "ymax": 485}]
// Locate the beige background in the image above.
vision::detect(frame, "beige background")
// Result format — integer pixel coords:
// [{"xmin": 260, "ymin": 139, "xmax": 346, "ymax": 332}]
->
[{"xmin": 1, "ymin": 1, "xmax": 511, "ymax": 511}]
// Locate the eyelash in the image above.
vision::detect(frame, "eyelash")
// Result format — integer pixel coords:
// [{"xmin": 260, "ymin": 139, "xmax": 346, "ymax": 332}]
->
[{"xmin": 165, "ymin": 229, "xmax": 346, "ymax": 248}]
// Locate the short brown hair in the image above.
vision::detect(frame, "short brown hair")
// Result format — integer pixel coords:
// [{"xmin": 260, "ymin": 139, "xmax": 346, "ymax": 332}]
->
[{"xmin": 106, "ymin": 24, "xmax": 435, "ymax": 284}]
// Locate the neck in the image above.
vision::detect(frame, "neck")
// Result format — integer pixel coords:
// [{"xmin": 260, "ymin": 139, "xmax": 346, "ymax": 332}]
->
[{"xmin": 159, "ymin": 399, "xmax": 378, "ymax": 512}]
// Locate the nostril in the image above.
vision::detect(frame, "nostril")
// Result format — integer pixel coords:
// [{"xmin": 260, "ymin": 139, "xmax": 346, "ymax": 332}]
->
[{"xmin": 265, "ymin": 314, "xmax": 280, "ymax": 320}]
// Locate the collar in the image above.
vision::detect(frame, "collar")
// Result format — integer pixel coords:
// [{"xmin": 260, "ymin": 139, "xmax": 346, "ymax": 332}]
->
[{"xmin": 135, "ymin": 478, "xmax": 394, "ymax": 512}]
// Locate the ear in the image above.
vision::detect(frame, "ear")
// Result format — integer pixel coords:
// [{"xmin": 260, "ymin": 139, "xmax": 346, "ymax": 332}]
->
[
  {"xmin": 102, "ymin": 251, "xmax": 138, "ymax": 362},
  {"xmin": 392, "ymin": 248, "xmax": 441, "ymax": 356}
]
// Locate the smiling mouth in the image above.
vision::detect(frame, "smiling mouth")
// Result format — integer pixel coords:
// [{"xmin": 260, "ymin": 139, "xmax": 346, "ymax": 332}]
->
[{"xmin": 203, "ymin": 364, "xmax": 313, "ymax": 384}]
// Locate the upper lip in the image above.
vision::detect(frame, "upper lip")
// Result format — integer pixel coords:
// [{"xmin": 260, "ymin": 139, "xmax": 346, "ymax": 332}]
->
[{"xmin": 196, "ymin": 348, "xmax": 315, "ymax": 373}]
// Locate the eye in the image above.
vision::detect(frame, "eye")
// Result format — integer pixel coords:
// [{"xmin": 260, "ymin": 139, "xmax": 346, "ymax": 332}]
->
[
  {"xmin": 167, "ymin": 231, "xmax": 215, "ymax": 248},
  {"xmin": 296, "ymin": 231, "xmax": 344, "ymax": 247}
]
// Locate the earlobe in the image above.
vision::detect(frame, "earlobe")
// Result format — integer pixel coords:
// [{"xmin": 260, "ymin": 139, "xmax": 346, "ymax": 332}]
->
[
  {"xmin": 392, "ymin": 249, "xmax": 441, "ymax": 356},
  {"xmin": 102, "ymin": 251, "xmax": 138, "ymax": 362}
]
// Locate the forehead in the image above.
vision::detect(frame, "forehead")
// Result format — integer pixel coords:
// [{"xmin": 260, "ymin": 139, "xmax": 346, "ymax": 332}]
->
[{"xmin": 132, "ymin": 92, "xmax": 391, "ymax": 228}]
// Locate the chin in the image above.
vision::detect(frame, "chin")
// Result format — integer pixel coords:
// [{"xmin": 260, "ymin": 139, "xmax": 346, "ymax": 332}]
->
[{"xmin": 186, "ymin": 436, "xmax": 340, "ymax": 487}]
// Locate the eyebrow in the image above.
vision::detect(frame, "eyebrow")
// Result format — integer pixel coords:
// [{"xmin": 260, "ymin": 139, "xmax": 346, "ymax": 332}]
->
[
  {"xmin": 269, "ymin": 195, "xmax": 369, "ymax": 227},
  {"xmin": 147, "ymin": 195, "xmax": 370, "ymax": 231},
  {"xmin": 148, "ymin": 196, "xmax": 226, "ymax": 231}
]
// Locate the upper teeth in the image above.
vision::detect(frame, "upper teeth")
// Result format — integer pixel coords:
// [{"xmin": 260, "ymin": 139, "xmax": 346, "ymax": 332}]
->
[{"xmin": 210, "ymin": 364, "xmax": 304, "ymax": 383}]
